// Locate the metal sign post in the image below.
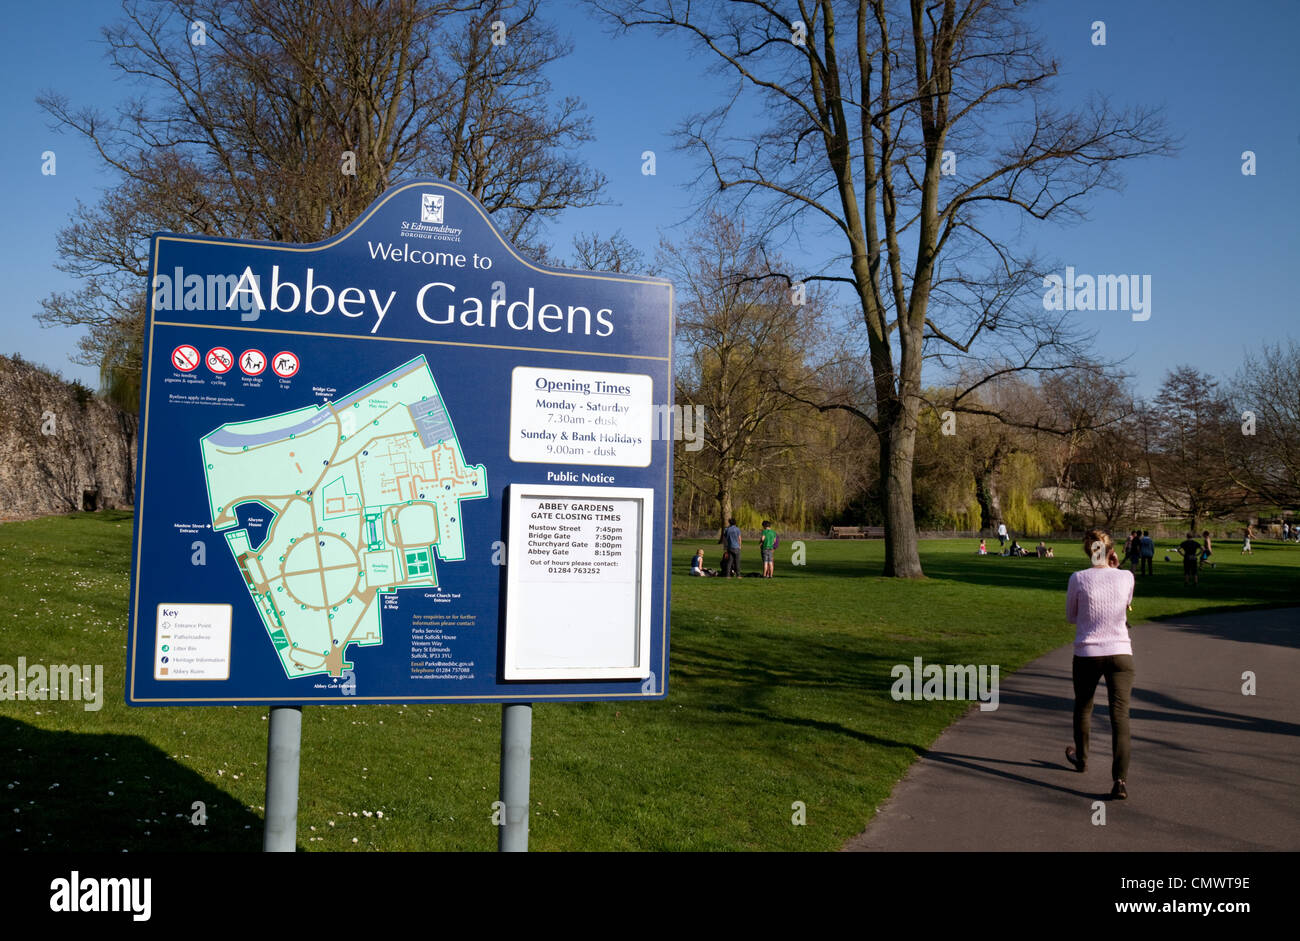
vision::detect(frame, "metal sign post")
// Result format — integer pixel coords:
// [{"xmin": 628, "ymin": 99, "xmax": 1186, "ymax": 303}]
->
[
  {"xmin": 498, "ymin": 703, "xmax": 532, "ymax": 852},
  {"xmin": 263, "ymin": 705, "xmax": 302, "ymax": 851}
]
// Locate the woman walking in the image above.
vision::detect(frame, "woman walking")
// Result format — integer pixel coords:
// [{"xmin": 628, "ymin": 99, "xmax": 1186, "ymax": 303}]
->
[{"xmin": 1064, "ymin": 530, "xmax": 1136, "ymax": 800}]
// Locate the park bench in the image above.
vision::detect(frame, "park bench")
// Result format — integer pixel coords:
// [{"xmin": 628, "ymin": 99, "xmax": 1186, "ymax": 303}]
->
[{"xmin": 830, "ymin": 526, "xmax": 885, "ymax": 539}]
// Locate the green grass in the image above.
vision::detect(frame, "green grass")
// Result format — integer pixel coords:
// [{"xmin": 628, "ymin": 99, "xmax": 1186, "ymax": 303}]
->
[{"xmin": 2, "ymin": 512, "xmax": 1297, "ymax": 851}]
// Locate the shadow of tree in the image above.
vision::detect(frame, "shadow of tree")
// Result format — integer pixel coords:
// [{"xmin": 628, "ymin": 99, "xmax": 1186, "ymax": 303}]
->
[{"xmin": 0, "ymin": 717, "xmax": 266, "ymax": 852}]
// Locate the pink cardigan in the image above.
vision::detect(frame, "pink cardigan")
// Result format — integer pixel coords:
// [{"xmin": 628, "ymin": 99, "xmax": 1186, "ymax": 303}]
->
[{"xmin": 1066, "ymin": 565, "xmax": 1135, "ymax": 657}]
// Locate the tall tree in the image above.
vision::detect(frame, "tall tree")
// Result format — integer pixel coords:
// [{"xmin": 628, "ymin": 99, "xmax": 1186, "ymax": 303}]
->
[
  {"xmin": 1141, "ymin": 366, "xmax": 1242, "ymax": 531},
  {"xmin": 594, "ymin": 0, "xmax": 1174, "ymax": 575},
  {"xmin": 661, "ymin": 212, "xmax": 824, "ymax": 531},
  {"xmin": 1222, "ymin": 341, "xmax": 1300, "ymax": 508},
  {"xmin": 36, "ymin": 0, "xmax": 606, "ymax": 403}
]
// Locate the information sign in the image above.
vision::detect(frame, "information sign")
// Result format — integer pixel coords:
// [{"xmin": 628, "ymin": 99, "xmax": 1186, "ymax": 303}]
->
[{"xmin": 125, "ymin": 180, "xmax": 673, "ymax": 705}]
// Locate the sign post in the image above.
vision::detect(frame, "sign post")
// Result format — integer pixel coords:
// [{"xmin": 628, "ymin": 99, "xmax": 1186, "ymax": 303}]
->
[
  {"xmin": 498, "ymin": 703, "xmax": 532, "ymax": 852},
  {"xmin": 263, "ymin": 705, "xmax": 302, "ymax": 852},
  {"xmin": 126, "ymin": 180, "xmax": 674, "ymax": 851}
]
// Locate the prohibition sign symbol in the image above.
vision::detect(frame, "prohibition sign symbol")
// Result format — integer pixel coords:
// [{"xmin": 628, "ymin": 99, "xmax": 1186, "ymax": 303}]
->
[
  {"xmin": 239, "ymin": 349, "xmax": 267, "ymax": 376},
  {"xmin": 272, "ymin": 351, "xmax": 300, "ymax": 378},
  {"xmin": 171, "ymin": 345, "xmax": 199, "ymax": 372},
  {"xmin": 206, "ymin": 347, "xmax": 234, "ymax": 374}
]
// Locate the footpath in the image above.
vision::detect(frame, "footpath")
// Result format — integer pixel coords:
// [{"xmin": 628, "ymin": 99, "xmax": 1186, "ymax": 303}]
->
[{"xmin": 845, "ymin": 607, "xmax": 1300, "ymax": 851}]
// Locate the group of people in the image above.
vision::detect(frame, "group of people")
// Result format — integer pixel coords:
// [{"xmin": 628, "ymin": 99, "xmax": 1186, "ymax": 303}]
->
[
  {"xmin": 692, "ymin": 518, "xmax": 778, "ymax": 578},
  {"xmin": 989, "ymin": 522, "xmax": 1056, "ymax": 558},
  {"xmin": 1119, "ymin": 531, "xmax": 1157, "ymax": 574},
  {"xmin": 979, "ymin": 537, "xmax": 1053, "ymax": 558}
]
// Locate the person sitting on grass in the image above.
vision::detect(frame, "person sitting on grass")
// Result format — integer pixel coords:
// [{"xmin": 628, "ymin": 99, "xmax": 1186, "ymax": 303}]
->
[
  {"xmin": 978, "ymin": 538, "xmax": 987, "ymax": 555},
  {"xmin": 1045, "ymin": 546, "xmax": 1055, "ymax": 558},
  {"xmin": 1037, "ymin": 540, "xmax": 1048, "ymax": 558},
  {"xmin": 1176, "ymin": 532, "xmax": 1202, "ymax": 587},
  {"xmin": 1008, "ymin": 539, "xmax": 1026, "ymax": 557},
  {"xmin": 690, "ymin": 548, "xmax": 716, "ymax": 577}
]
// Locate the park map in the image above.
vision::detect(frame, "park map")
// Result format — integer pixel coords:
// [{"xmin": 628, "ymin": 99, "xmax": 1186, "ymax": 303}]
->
[{"xmin": 199, "ymin": 355, "xmax": 488, "ymax": 681}]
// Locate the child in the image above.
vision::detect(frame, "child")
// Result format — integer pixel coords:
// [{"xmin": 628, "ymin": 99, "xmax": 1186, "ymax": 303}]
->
[
  {"xmin": 760, "ymin": 520, "xmax": 777, "ymax": 578},
  {"xmin": 978, "ymin": 538, "xmax": 987, "ymax": 555}
]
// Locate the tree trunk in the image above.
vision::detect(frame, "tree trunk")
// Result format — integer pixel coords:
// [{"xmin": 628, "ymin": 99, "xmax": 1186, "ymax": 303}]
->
[
  {"xmin": 975, "ymin": 469, "xmax": 1003, "ymax": 533},
  {"xmin": 717, "ymin": 479, "xmax": 735, "ymax": 533},
  {"xmin": 882, "ymin": 419, "xmax": 924, "ymax": 578}
]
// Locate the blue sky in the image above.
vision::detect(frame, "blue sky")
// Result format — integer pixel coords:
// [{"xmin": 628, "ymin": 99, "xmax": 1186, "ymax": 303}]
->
[{"xmin": 2, "ymin": 0, "xmax": 1296, "ymax": 398}]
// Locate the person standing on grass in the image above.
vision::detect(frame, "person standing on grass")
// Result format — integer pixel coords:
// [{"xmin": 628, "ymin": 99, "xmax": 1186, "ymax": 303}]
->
[
  {"xmin": 760, "ymin": 520, "xmax": 777, "ymax": 578},
  {"xmin": 1241, "ymin": 525, "xmax": 1254, "ymax": 555},
  {"xmin": 1200, "ymin": 531, "xmax": 1214, "ymax": 570},
  {"xmin": 997, "ymin": 521, "xmax": 1008, "ymax": 547},
  {"xmin": 1121, "ymin": 531, "xmax": 1136, "ymax": 569},
  {"xmin": 721, "ymin": 518, "xmax": 742, "ymax": 577},
  {"xmin": 1137, "ymin": 530, "xmax": 1155, "ymax": 575},
  {"xmin": 1176, "ymin": 532, "xmax": 1202, "ymax": 587},
  {"xmin": 1064, "ymin": 529, "xmax": 1136, "ymax": 801}
]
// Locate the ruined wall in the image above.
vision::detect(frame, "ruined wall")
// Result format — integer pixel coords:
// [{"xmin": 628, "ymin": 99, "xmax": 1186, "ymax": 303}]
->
[{"xmin": 0, "ymin": 355, "xmax": 137, "ymax": 520}]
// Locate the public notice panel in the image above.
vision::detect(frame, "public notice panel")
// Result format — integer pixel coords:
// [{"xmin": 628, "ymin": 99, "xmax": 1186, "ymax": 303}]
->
[{"xmin": 125, "ymin": 181, "xmax": 673, "ymax": 705}]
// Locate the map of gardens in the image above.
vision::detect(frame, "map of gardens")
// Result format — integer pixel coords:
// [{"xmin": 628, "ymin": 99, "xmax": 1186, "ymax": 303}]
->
[{"xmin": 200, "ymin": 356, "xmax": 487, "ymax": 680}]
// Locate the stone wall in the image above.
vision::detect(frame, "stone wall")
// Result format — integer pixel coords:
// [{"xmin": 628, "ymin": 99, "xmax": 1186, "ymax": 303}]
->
[{"xmin": 0, "ymin": 354, "xmax": 137, "ymax": 520}]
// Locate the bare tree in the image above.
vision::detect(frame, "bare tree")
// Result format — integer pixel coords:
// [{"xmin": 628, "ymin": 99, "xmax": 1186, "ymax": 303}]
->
[
  {"xmin": 567, "ymin": 230, "xmax": 648, "ymax": 274},
  {"xmin": 1141, "ymin": 366, "xmax": 1243, "ymax": 531},
  {"xmin": 593, "ymin": 0, "xmax": 1175, "ymax": 575},
  {"xmin": 661, "ymin": 212, "xmax": 825, "ymax": 531},
  {"xmin": 1222, "ymin": 341, "xmax": 1300, "ymax": 508},
  {"xmin": 36, "ymin": 0, "xmax": 607, "ymax": 395}
]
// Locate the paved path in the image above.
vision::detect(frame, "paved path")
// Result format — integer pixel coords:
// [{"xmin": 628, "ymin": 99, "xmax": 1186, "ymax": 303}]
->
[{"xmin": 845, "ymin": 607, "xmax": 1300, "ymax": 851}]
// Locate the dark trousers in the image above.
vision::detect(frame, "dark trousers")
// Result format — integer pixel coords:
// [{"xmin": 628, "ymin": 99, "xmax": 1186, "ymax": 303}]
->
[
  {"xmin": 1072, "ymin": 654, "xmax": 1135, "ymax": 782},
  {"xmin": 721, "ymin": 548, "xmax": 738, "ymax": 577},
  {"xmin": 1140, "ymin": 555, "xmax": 1153, "ymax": 575}
]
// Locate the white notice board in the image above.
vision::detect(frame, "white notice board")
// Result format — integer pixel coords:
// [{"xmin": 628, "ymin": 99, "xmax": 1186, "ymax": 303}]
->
[{"xmin": 504, "ymin": 484, "xmax": 654, "ymax": 680}]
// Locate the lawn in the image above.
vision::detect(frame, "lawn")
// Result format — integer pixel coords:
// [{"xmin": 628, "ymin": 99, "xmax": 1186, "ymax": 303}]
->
[{"xmin": 2, "ymin": 513, "xmax": 1296, "ymax": 851}]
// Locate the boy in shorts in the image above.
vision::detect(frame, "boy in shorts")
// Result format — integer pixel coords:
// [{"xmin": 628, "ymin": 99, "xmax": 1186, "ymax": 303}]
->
[{"xmin": 760, "ymin": 520, "xmax": 776, "ymax": 578}]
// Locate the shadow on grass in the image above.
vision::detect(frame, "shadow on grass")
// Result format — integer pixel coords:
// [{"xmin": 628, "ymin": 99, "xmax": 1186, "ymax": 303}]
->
[
  {"xmin": 1148, "ymin": 605, "xmax": 1300, "ymax": 650},
  {"xmin": 0, "ymin": 717, "xmax": 265, "ymax": 852}
]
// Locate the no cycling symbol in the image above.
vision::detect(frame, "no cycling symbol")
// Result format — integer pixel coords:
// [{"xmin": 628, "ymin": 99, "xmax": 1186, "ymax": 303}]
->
[{"xmin": 206, "ymin": 347, "xmax": 233, "ymax": 374}]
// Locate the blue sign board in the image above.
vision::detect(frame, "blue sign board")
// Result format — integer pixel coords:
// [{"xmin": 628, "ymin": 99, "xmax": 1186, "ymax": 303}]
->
[{"xmin": 126, "ymin": 180, "xmax": 673, "ymax": 705}]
